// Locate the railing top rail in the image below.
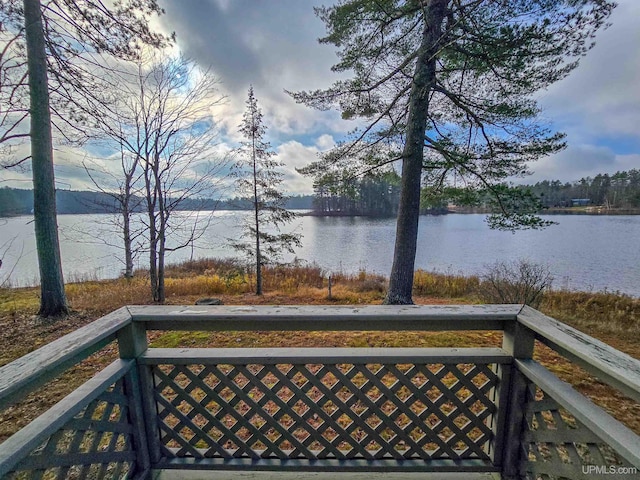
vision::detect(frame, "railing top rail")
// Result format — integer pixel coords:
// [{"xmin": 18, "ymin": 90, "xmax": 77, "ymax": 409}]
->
[
  {"xmin": 140, "ymin": 347, "xmax": 512, "ymax": 365},
  {"xmin": 128, "ymin": 304, "xmax": 523, "ymax": 331},
  {"xmin": 0, "ymin": 307, "xmax": 132, "ymax": 411},
  {"xmin": 517, "ymin": 306, "xmax": 640, "ymax": 403}
]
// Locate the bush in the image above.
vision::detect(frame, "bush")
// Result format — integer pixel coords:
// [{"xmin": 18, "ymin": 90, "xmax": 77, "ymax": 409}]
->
[{"xmin": 479, "ymin": 260, "xmax": 553, "ymax": 307}]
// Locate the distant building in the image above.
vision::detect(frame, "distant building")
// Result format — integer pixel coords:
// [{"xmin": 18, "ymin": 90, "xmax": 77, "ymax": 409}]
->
[{"xmin": 571, "ymin": 198, "xmax": 590, "ymax": 207}]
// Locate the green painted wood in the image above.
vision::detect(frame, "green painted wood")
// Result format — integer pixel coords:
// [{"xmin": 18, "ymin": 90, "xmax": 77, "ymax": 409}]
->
[
  {"xmin": 487, "ymin": 363, "xmax": 510, "ymax": 467},
  {"xmin": 0, "ymin": 306, "xmax": 132, "ymax": 410},
  {"xmin": 14, "ymin": 450, "xmax": 136, "ymax": 470},
  {"xmin": 517, "ymin": 305, "xmax": 640, "ymax": 403},
  {"xmin": 516, "ymin": 358, "xmax": 640, "ymax": 468},
  {"xmin": 148, "ymin": 359, "xmax": 500, "ymax": 465},
  {"xmin": 501, "ymin": 320, "xmax": 534, "ymax": 359},
  {"xmin": 139, "ymin": 347, "xmax": 512, "ymax": 365},
  {"xmin": 117, "ymin": 320, "xmax": 148, "ymax": 359},
  {"xmin": 138, "ymin": 363, "xmax": 164, "ymax": 465},
  {"xmin": 498, "ymin": 368, "xmax": 530, "ymax": 479},
  {"xmin": 129, "ymin": 304, "xmax": 522, "ymax": 332},
  {"xmin": 0, "ymin": 359, "xmax": 133, "ymax": 477},
  {"xmin": 154, "ymin": 456, "xmax": 499, "ymax": 472},
  {"xmin": 125, "ymin": 366, "xmax": 152, "ymax": 476}
]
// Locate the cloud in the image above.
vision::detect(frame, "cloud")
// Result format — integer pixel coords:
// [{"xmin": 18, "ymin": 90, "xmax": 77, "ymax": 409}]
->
[
  {"xmin": 276, "ymin": 136, "xmax": 336, "ymax": 195},
  {"xmin": 158, "ymin": 0, "xmax": 352, "ymax": 144},
  {"xmin": 526, "ymin": 144, "xmax": 638, "ymax": 183},
  {"xmin": 540, "ymin": 0, "xmax": 640, "ymax": 143}
]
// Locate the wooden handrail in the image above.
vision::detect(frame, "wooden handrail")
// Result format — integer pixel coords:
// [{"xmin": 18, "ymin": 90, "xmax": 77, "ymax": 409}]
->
[
  {"xmin": 517, "ymin": 305, "xmax": 640, "ymax": 403},
  {"xmin": 128, "ymin": 304, "xmax": 523, "ymax": 331},
  {"xmin": 0, "ymin": 307, "xmax": 132, "ymax": 411},
  {"xmin": 0, "ymin": 360, "xmax": 134, "ymax": 477}
]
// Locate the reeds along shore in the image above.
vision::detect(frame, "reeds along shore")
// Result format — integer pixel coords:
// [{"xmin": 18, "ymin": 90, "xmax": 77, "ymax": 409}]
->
[{"xmin": 2, "ymin": 257, "xmax": 638, "ymax": 337}]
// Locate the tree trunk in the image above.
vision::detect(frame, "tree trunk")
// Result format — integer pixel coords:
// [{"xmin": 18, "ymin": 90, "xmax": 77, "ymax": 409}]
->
[
  {"xmin": 24, "ymin": 0, "xmax": 69, "ymax": 317},
  {"xmin": 385, "ymin": 0, "xmax": 447, "ymax": 305},
  {"xmin": 252, "ymin": 124, "xmax": 263, "ymax": 296},
  {"xmin": 122, "ymin": 199, "xmax": 134, "ymax": 278}
]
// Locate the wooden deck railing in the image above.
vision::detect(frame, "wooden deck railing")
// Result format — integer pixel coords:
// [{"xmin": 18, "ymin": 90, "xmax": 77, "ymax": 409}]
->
[{"xmin": 0, "ymin": 305, "xmax": 639, "ymax": 479}]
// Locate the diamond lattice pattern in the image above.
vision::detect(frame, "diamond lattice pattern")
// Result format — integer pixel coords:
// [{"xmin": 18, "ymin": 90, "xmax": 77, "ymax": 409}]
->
[
  {"xmin": 521, "ymin": 385, "xmax": 633, "ymax": 480},
  {"xmin": 151, "ymin": 362, "xmax": 501, "ymax": 461},
  {"xmin": 7, "ymin": 378, "xmax": 136, "ymax": 480}
]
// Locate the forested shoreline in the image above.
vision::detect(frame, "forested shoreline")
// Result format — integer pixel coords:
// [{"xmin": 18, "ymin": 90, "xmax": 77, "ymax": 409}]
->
[
  {"xmin": 0, "ymin": 187, "xmax": 314, "ymax": 217},
  {"xmin": 305, "ymin": 168, "xmax": 640, "ymax": 216},
  {"xmin": 4, "ymin": 168, "xmax": 640, "ymax": 218}
]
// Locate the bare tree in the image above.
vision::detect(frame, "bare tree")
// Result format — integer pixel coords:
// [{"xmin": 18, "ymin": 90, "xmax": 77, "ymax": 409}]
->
[
  {"xmin": 91, "ymin": 55, "xmax": 227, "ymax": 302},
  {"xmin": 480, "ymin": 260, "xmax": 553, "ymax": 308},
  {"xmin": 82, "ymin": 145, "xmax": 145, "ymax": 279},
  {"xmin": 2, "ymin": 0, "xmax": 170, "ymax": 316},
  {"xmin": 0, "ymin": 19, "xmax": 29, "ymax": 169}
]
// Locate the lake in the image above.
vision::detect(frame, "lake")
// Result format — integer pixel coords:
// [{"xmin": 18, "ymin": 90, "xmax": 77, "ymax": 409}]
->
[{"xmin": 1, "ymin": 212, "xmax": 638, "ymax": 296}]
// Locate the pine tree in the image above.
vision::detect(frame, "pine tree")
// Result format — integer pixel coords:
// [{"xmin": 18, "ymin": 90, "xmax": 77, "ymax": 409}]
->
[
  {"xmin": 233, "ymin": 86, "xmax": 302, "ymax": 295},
  {"xmin": 290, "ymin": 0, "xmax": 615, "ymax": 304}
]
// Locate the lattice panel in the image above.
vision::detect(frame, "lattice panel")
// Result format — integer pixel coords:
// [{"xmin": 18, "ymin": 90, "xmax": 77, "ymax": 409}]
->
[
  {"xmin": 150, "ymin": 362, "xmax": 501, "ymax": 462},
  {"xmin": 521, "ymin": 384, "xmax": 634, "ymax": 480},
  {"xmin": 7, "ymin": 378, "xmax": 137, "ymax": 480}
]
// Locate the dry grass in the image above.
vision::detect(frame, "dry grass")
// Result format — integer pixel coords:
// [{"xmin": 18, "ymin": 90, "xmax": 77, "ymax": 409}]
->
[
  {"xmin": 542, "ymin": 290, "xmax": 640, "ymax": 335},
  {"xmin": 1, "ymin": 258, "xmax": 639, "ymax": 446},
  {"xmin": 413, "ymin": 269, "xmax": 480, "ymax": 299}
]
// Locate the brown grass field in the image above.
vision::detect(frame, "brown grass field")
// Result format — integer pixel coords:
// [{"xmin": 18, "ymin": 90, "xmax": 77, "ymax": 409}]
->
[{"xmin": 1, "ymin": 259, "xmax": 639, "ymax": 443}]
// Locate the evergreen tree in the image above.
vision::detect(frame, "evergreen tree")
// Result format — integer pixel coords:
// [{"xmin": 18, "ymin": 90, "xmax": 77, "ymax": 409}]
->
[
  {"xmin": 290, "ymin": 0, "xmax": 615, "ymax": 304},
  {"xmin": 233, "ymin": 86, "xmax": 302, "ymax": 295}
]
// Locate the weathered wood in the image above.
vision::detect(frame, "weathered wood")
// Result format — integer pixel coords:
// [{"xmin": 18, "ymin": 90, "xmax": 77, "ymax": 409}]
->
[
  {"xmin": 0, "ymin": 359, "xmax": 133, "ymax": 477},
  {"xmin": 154, "ymin": 456, "xmax": 499, "ymax": 472},
  {"xmin": 129, "ymin": 304, "xmax": 521, "ymax": 331},
  {"xmin": 118, "ymin": 320, "xmax": 148, "ymax": 359},
  {"xmin": 124, "ymin": 367, "xmax": 152, "ymax": 476},
  {"xmin": 516, "ymin": 358, "xmax": 640, "ymax": 468},
  {"xmin": 153, "ymin": 471, "xmax": 499, "ymax": 480},
  {"xmin": 498, "ymin": 368, "xmax": 530, "ymax": 479},
  {"xmin": 138, "ymin": 363, "xmax": 163, "ymax": 465},
  {"xmin": 140, "ymin": 347, "xmax": 511, "ymax": 365},
  {"xmin": 143, "ymin": 346, "xmax": 511, "ymax": 364},
  {"xmin": 517, "ymin": 305, "xmax": 640, "ymax": 403},
  {"xmin": 0, "ymin": 306, "xmax": 132, "ymax": 410},
  {"xmin": 501, "ymin": 320, "xmax": 534, "ymax": 359},
  {"xmin": 488, "ymin": 364, "xmax": 511, "ymax": 467}
]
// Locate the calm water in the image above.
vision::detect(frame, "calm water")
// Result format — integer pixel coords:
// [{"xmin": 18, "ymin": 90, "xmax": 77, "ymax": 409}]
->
[{"xmin": 1, "ymin": 212, "xmax": 638, "ymax": 296}]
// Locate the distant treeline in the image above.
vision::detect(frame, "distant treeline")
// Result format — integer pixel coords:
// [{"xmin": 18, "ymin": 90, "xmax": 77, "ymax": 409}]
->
[
  {"xmin": 310, "ymin": 170, "xmax": 402, "ymax": 216},
  {"xmin": 0, "ymin": 187, "xmax": 314, "ymax": 217},
  {"xmin": 523, "ymin": 170, "xmax": 640, "ymax": 208},
  {"xmin": 308, "ymin": 168, "xmax": 640, "ymax": 217}
]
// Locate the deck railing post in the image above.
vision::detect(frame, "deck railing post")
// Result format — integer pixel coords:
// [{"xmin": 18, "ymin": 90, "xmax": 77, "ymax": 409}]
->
[
  {"xmin": 117, "ymin": 320, "xmax": 153, "ymax": 479},
  {"xmin": 499, "ymin": 318, "xmax": 535, "ymax": 480}
]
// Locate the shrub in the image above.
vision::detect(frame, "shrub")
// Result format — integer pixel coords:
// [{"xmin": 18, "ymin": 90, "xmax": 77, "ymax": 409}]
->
[{"xmin": 479, "ymin": 259, "xmax": 553, "ymax": 307}]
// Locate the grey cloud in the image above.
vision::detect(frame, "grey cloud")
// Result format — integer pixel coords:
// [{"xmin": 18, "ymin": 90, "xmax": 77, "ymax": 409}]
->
[
  {"xmin": 159, "ymin": 0, "xmax": 334, "ymax": 96},
  {"xmin": 527, "ymin": 144, "xmax": 621, "ymax": 183},
  {"xmin": 540, "ymin": 0, "xmax": 640, "ymax": 141}
]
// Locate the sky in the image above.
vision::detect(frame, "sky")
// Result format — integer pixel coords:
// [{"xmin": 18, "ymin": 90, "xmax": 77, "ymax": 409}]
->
[{"xmin": 3, "ymin": 0, "xmax": 640, "ymax": 195}]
